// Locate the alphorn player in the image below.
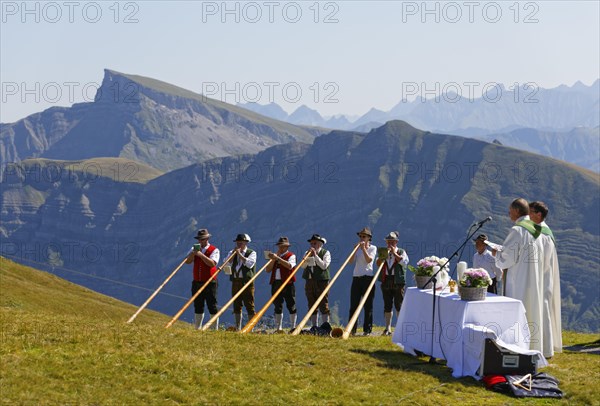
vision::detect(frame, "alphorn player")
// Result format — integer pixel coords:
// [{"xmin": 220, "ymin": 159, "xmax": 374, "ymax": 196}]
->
[
  {"xmin": 266, "ymin": 237, "xmax": 297, "ymax": 331},
  {"xmin": 348, "ymin": 227, "xmax": 378, "ymax": 336},
  {"xmin": 376, "ymin": 231, "xmax": 409, "ymax": 336},
  {"xmin": 301, "ymin": 234, "xmax": 332, "ymax": 327},
  {"xmin": 226, "ymin": 234, "xmax": 257, "ymax": 331},
  {"xmin": 185, "ymin": 229, "xmax": 220, "ymax": 330}
]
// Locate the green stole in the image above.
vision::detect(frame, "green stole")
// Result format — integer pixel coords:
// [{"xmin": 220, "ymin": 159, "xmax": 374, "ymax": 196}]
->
[
  {"xmin": 516, "ymin": 219, "xmax": 542, "ymax": 239},
  {"xmin": 540, "ymin": 224, "xmax": 555, "ymax": 243}
]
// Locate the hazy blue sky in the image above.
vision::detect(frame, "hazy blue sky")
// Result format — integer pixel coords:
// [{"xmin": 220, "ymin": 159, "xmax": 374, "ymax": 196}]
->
[{"xmin": 1, "ymin": 0, "xmax": 599, "ymax": 122}]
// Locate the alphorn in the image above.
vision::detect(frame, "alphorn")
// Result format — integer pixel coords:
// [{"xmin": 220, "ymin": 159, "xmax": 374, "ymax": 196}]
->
[
  {"xmin": 240, "ymin": 252, "xmax": 310, "ymax": 333},
  {"xmin": 341, "ymin": 260, "xmax": 386, "ymax": 339},
  {"xmin": 202, "ymin": 259, "xmax": 273, "ymax": 331},
  {"xmin": 165, "ymin": 251, "xmax": 236, "ymax": 329},
  {"xmin": 290, "ymin": 244, "xmax": 360, "ymax": 336},
  {"xmin": 126, "ymin": 257, "xmax": 187, "ymax": 323}
]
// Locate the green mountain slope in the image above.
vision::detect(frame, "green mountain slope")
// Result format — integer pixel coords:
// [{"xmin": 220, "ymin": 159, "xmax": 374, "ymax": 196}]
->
[
  {"xmin": 17, "ymin": 157, "xmax": 164, "ymax": 184},
  {"xmin": 2, "ymin": 121, "xmax": 599, "ymax": 333},
  {"xmin": 1, "ymin": 257, "xmax": 598, "ymax": 404},
  {"xmin": 475, "ymin": 127, "xmax": 600, "ymax": 172}
]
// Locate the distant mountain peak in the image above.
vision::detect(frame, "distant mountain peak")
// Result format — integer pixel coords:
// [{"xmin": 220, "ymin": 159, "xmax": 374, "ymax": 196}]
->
[
  {"xmin": 366, "ymin": 107, "xmax": 386, "ymax": 114},
  {"xmin": 291, "ymin": 105, "xmax": 319, "ymax": 114},
  {"xmin": 102, "ymin": 68, "xmax": 154, "ymax": 89},
  {"xmin": 1, "ymin": 69, "xmax": 321, "ymax": 172},
  {"xmin": 570, "ymin": 79, "xmax": 596, "ymax": 91},
  {"xmin": 371, "ymin": 120, "xmax": 423, "ymax": 135},
  {"xmin": 237, "ymin": 101, "xmax": 289, "ymax": 121},
  {"xmin": 99, "ymin": 68, "xmax": 206, "ymax": 104},
  {"xmin": 288, "ymin": 105, "xmax": 324, "ymax": 126}
]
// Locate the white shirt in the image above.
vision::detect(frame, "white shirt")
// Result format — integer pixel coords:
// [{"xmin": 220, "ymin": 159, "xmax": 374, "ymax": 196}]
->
[
  {"xmin": 386, "ymin": 247, "xmax": 409, "ymax": 274},
  {"xmin": 189, "ymin": 244, "xmax": 220, "ymax": 264},
  {"xmin": 473, "ymin": 249, "xmax": 502, "ymax": 280},
  {"xmin": 314, "ymin": 249, "xmax": 331, "ymax": 270},
  {"xmin": 275, "ymin": 251, "xmax": 296, "ymax": 280},
  {"xmin": 353, "ymin": 244, "xmax": 377, "ymax": 277},
  {"xmin": 227, "ymin": 248, "xmax": 257, "ymax": 275},
  {"xmin": 203, "ymin": 244, "xmax": 220, "ymax": 265}
]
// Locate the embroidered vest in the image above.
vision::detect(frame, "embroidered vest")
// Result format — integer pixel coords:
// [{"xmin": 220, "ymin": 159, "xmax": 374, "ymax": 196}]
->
[
  {"xmin": 379, "ymin": 248, "xmax": 406, "ymax": 284},
  {"xmin": 269, "ymin": 251, "xmax": 296, "ymax": 285},
  {"xmin": 193, "ymin": 244, "xmax": 217, "ymax": 282},
  {"xmin": 230, "ymin": 248, "xmax": 256, "ymax": 282},
  {"xmin": 302, "ymin": 249, "xmax": 330, "ymax": 281}
]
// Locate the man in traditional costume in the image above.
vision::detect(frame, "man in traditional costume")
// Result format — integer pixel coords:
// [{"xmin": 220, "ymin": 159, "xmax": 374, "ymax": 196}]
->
[
  {"xmin": 376, "ymin": 231, "xmax": 409, "ymax": 336},
  {"xmin": 266, "ymin": 237, "xmax": 297, "ymax": 331},
  {"xmin": 301, "ymin": 234, "xmax": 332, "ymax": 327},
  {"xmin": 226, "ymin": 234, "xmax": 257, "ymax": 331},
  {"xmin": 186, "ymin": 229, "xmax": 221, "ymax": 330}
]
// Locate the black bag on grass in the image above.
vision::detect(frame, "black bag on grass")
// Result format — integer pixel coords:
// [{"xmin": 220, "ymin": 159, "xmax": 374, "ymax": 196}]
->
[{"xmin": 505, "ymin": 373, "xmax": 563, "ymax": 398}]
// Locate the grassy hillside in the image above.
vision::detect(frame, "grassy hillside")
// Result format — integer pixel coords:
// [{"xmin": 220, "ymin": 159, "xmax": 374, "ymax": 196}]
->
[
  {"xmin": 1, "ymin": 257, "xmax": 599, "ymax": 404},
  {"xmin": 18, "ymin": 157, "xmax": 164, "ymax": 184}
]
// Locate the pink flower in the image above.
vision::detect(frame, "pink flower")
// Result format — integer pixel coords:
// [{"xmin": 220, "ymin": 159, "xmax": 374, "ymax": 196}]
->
[{"xmin": 460, "ymin": 268, "xmax": 491, "ymax": 288}]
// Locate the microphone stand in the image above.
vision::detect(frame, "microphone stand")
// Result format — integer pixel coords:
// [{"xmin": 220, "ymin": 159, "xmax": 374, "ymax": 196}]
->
[{"xmin": 423, "ymin": 221, "xmax": 487, "ymax": 364}]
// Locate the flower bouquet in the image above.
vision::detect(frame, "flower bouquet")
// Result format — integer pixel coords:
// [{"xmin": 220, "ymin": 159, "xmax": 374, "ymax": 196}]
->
[
  {"xmin": 408, "ymin": 256, "xmax": 450, "ymax": 289},
  {"xmin": 458, "ymin": 268, "xmax": 492, "ymax": 301}
]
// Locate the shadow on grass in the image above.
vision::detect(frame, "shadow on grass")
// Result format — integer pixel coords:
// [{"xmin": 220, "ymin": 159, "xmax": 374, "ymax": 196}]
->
[
  {"xmin": 350, "ymin": 348, "xmax": 483, "ymax": 388},
  {"xmin": 563, "ymin": 338, "xmax": 600, "ymax": 355}
]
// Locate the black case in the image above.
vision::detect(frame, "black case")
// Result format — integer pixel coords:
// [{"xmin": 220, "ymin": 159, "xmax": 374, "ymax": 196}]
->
[{"xmin": 481, "ymin": 339, "xmax": 538, "ymax": 376}]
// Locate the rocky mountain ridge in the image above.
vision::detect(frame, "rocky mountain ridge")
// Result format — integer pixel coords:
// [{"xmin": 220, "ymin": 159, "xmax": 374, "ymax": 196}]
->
[
  {"xmin": 2, "ymin": 121, "xmax": 598, "ymax": 332},
  {"xmin": 1, "ymin": 70, "xmax": 322, "ymax": 172}
]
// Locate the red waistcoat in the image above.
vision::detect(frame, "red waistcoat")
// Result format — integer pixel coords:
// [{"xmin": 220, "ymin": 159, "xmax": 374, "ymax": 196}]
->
[
  {"xmin": 193, "ymin": 244, "xmax": 218, "ymax": 282},
  {"xmin": 269, "ymin": 251, "xmax": 296, "ymax": 285}
]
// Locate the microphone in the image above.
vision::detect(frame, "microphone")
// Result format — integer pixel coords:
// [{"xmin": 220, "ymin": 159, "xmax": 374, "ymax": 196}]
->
[{"xmin": 473, "ymin": 216, "xmax": 492, "ymax": 227}]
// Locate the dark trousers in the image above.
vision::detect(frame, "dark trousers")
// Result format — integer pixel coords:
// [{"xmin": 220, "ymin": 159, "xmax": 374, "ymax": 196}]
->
[
  {"xmin": 487, "ymin": 278, "xmax": 498, "ymax": 294},
  {"xmin": 232, "ymin": 279, "xmax": 255, "ymax": 317},
  {"xmin": 349, "ymin": 276, "xmax": 375, "ymax": 334},
  {"xmin": 272, "ymin": 280, "xmax": 296, "ymax": 315},
  {"xmin": 381, "ymin": 279, "xmax": 405, "ymax": 313},
  {"xmin": 305, "ymin": 279, "xmax": 330, "ymax": 316},
  {"xmin": 192, "ymin": 280, "xmax": 218, "ymax": 314}
]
